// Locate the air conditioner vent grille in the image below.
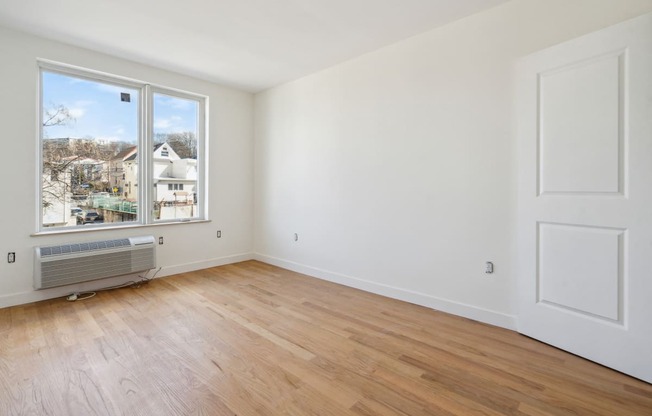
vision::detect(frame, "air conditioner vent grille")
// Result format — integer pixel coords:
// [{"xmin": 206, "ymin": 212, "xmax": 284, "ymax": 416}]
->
[
  {"xmin": 39, "ymin": 238, "xmax": 131, "ymax": 257},
  {"xmin": 34, "ymin": 236, "xmax": 156, "ymax": 289}
]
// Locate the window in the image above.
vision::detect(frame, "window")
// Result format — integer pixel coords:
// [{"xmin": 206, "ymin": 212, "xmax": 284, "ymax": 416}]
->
[
  {"xmin": 152, "ymin": 92, "xmax": 199, "ymax": 220},
  {"xmin": 39, "ymin": 61, "xmax": 206, "ymax": 231}
]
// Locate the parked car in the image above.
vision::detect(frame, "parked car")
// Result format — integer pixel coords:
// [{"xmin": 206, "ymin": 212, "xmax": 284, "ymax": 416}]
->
[
  {"xmin": 78, "ymin": 212, "xmax": 104, "ymax": 225},
  {"xmin": 70, "ymin": 208, "xmax": 83, "ymax": 217}
]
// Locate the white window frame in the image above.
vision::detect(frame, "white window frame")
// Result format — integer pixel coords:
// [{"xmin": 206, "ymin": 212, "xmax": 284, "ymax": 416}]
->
[
  {"xmin": 37, "ymin": 60, "xmax": 208, "ymax": 233},
  {"xmin": 148, "ymin": 86, "xmax": 206, "ymax": 224}
]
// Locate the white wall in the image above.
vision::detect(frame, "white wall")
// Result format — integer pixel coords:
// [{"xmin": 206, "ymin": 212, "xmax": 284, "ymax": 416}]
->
[
  {"xmin": 0, "ymin": 26, "xmax": 255, "ymax": 307},
  {"xmin": 3, "ymin": 0, "xmax": 652, "ymax": 325},
  {"xmin": 254, "ymin": 0, "xmax": 652, "ymax": 329}
]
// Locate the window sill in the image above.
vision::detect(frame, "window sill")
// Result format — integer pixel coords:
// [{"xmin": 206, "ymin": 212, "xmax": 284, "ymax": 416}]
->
[{"xmin": 32, "ymin": 219, "xmax": 211, "ymax": 237}]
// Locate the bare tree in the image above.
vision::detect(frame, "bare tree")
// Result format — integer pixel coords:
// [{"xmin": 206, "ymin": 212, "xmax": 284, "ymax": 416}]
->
[
  {"xmin": 42, "ymin": 105, "xmax": 76, "ymax": 209},
  {"xmin": 42, "ymin": 106, "xmax": 136, "ymax": 215},
  {"xmin": 43, "ymin": 104, "xmax": 75, "ymax": 128},
  {"xmin": 155, "ymin": 131, "xmax": 197, "ymax": 159}
]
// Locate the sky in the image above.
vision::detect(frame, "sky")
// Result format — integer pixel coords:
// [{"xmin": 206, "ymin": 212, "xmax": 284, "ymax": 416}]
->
[{"xmin": 42, "ymin": 71, "xmax": 198, "ymax": 143}]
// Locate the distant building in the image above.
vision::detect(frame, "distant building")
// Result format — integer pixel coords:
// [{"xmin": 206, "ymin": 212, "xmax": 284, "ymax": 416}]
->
[
  {"xmin": 110, "ymin": 145, "xmax": 137, "ymax": 194},
  {"xmin": 42, "ymin": 169, "xmax": 72, "ymax": 227},
  {"xmin": 122, "ymin": 142, "xmax": 197, "ymax": 206},
  {"xmin": 62, "ymin": 156, "xmax": 107, "ymax": 190}
]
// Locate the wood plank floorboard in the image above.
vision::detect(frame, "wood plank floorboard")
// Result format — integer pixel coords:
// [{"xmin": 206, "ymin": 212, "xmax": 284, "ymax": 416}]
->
[{"xmin": 0, "ymin": 260, "xmax": 650, "ymax": 415}]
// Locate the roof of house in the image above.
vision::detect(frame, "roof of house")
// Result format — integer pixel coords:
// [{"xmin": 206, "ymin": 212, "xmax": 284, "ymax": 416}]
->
[
  {"xmin": 112, "ymin": 146, "xmax": 137, "ymax": 161},
  {"xmin": 123, "ymin": 143, "xmax": 173, "ymax": 162}
]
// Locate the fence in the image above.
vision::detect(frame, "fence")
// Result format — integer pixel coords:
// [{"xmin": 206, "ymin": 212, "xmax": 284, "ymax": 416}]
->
[{"xmin": 88, "ymin": 195, "xmax": 137, "ymax": 214}]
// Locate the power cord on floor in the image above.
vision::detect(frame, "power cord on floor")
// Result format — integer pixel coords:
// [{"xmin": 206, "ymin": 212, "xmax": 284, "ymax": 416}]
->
[
  {"xmin": 65, "ymin": 267, "xmax": 162, "ymax": 302},
  {"xmin": 66, "ymin": 292, "xmax": 96, "ymax": 301}
]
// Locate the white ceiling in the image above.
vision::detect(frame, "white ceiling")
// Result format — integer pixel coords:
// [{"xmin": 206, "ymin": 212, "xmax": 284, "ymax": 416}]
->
[{"xmin": 0, "ymin": 0, "xmax": 509, "ymax": 92}]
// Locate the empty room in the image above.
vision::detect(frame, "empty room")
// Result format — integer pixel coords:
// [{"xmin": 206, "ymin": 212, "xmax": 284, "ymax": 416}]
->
[{"xmin": 1, "ymin": 0, "xmax": 651, "ymax": 414}]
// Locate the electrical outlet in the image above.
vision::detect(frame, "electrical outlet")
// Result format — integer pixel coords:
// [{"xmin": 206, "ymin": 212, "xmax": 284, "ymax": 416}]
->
[
  {"xmin": 8, "ymin": 252, "xmax": 15, "ymax": 263},
  {"xmin": 485, "ymin": 261, "xmax": 494, "ymax": 274},
  {"xmin": 217, "ymin": 230, "xmax": 221, "ymax": 238},
  {"xmin": 158, "ymin": 237, "xmax": 164, "ymax": 245}
]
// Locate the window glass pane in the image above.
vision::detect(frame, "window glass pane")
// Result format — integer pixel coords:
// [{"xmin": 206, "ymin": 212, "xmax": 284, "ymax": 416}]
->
[
  {"xmin": 41, "ymin": 71, "xmax": 139, "ymax": 229},
  {"xmin": 152, "ymin": 93, "xmax": 199, "ymax": 220}
]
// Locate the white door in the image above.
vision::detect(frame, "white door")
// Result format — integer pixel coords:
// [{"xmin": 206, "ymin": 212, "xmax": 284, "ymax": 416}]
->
[{"xmin": 516, "ymin": 13, "xmax": 652, "ymax": 383}]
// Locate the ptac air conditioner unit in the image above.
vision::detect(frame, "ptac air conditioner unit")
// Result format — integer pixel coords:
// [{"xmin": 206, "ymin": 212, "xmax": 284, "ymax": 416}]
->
[{"xmin": 34, "ymin": 236, "xmax": 156, "ymax": 290}]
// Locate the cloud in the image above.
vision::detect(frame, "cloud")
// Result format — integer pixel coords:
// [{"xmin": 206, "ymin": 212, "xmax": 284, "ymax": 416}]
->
[
  {"xmin": 68, "ymin": 108, "xmax": 86, "ymax": 118},
  {"xmin": 67, "ymin": 77, "xmax": 91, "ymax": 86},
  {"xmin": 95, "ymin": 83, "xmax": 136, "ymax": 96},
  {"xmin": 66, "ymin": 100, "xmax": 94, "ymax": 119},
  {"xmin": 65, "ymin": 76, "xmax": 137, "ymax": 101},
  {"xmin": 154, "ymin": 115, "xmax": 183, "ymax": 130},
  {"xmin": 155, "ymin": 95, "xmax": 194, "ymax": 110}
]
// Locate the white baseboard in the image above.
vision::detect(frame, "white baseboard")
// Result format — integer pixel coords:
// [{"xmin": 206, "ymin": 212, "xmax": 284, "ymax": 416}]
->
[
  {"xmin": 156, "ymin": 252, "xmax": 254, "ymax": 277},
  {"xmin": 0, "ymin": 252, "xmax": 254, "ymax": 309},
  {"xmin": 254, "ymin": 253, "xmax": 517, "ymax": 331},
  {"xmin": 2, "ymin": 251, "xmax": 517, "ymax": 331}
]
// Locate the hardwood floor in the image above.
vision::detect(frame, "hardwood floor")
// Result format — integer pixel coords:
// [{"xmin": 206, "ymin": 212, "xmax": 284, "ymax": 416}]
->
[{"xmin": 0, "ymin": 260, "xmax": 650, "ymax": 415}]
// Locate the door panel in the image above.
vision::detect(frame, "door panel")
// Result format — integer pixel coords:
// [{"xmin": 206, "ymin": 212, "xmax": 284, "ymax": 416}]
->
[
  {"xmin": 539, "ymin": 51, "xmax": 623, "ymax": 195},
  {"xmin": 517, "ymin": 13, "xmax": 652, "ymax": 383},
  {"xmin": 538, "ymin": 223, "xmax": 623, "ymax": 322}
]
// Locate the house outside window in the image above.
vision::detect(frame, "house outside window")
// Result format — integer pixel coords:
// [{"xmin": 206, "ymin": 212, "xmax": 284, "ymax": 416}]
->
[{"xmin": 39, "ymin": 61, "xmax": 207, "ymax": 231}]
